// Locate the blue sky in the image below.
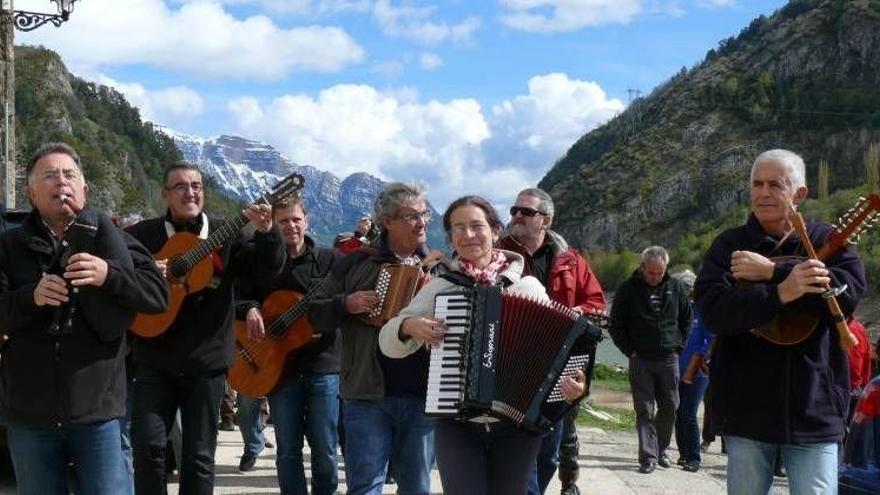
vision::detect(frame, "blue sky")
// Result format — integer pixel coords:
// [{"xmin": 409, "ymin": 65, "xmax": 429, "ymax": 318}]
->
[{"xmin": 18, "ymin": 0, "xmax": 788, "ymax": 210}]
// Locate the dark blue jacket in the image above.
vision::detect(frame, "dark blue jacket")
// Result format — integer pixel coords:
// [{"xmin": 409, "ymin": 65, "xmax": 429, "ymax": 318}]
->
[{"xmin": 695, "ymin": 214, "xmax": 866, "ymax": 444}]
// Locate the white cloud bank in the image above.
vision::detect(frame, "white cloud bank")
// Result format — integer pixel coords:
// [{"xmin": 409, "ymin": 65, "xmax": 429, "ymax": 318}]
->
[
  {"xmin": 16, "ymin": 0, "xmax": 365, "ymax": 79},
  {"xmin": 498, "ymin": 0, "xmax": 642, "ymax": 33},
  {"xmin": 227, "ymin": 73, "xmax": 623, "ymax": 208}
]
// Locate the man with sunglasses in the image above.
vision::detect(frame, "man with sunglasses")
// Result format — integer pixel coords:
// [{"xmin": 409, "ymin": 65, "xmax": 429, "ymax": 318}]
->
[
  {"xmin": 309, "ymin": 182, "xmax": 437, "ymax": 495},
  {"xmin": 498, "ymin": 187, "xmax": 606, "ymax": 495},
  {"xmin": 126, "ymin": 161, "xmax": 285, "ymax": 494}
]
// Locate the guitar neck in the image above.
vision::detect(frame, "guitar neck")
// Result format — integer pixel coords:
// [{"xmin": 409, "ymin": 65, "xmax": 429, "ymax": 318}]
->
[
  {"xmin": 174, "ymin": 212, "xmax": 250, "ymax": 276},
  {"xmin": 267, "ymin": 276, "xmax": 331, "ymax": 336}
]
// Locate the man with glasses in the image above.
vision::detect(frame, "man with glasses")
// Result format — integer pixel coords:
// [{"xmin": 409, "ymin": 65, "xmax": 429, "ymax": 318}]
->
[
  {"xmin": 0, "ymin": 142, "xmax": 168, "ymax": 494},
  {"xmin": 498, "ymin": 187, "xmax": 606, "ymax": 495},
  {"xmin": 126, "ymin": 161, "xmax": 285, "ymax": 494},
  {"xmin": 309, "ymin": 182, "xmax": 436, "ymax": 495}
]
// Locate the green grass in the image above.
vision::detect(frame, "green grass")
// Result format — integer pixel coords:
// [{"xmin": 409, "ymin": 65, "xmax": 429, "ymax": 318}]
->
[
  {"xmin": 592, "ymin": 363, "xmax": 631, "ymax": 392},
  {"xmin": 576, "ymin": 403, "xmax": 637, "ymax": 431}
]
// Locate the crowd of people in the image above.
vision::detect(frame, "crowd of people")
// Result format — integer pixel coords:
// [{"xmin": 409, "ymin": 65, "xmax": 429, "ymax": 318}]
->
[{"xmin": 0, "ymin": 142, "xmax": 872, "ymax": 495}]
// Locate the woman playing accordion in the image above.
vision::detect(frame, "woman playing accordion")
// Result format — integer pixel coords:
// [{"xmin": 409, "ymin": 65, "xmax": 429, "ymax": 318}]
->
[{"xmin": 379, "ymin": 195, "xmax": 586, "ymax": 495}]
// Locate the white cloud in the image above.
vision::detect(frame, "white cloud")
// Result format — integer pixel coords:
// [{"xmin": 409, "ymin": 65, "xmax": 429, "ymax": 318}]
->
[
  {"xmin": 170, "ymin": 0, "xmax": 372, "ymax": 15},
  {"xmin": 490, "ymin": 73, "xmax": 624, "ymax": 158},
  {"xmin": 696, "ymin": 0, "xmax": 735, "ymax": 7},
  {"xmin": 16, "ymin": 0, "xmax": 365, "ymax": 79},
  {"xmin": 373, "ymin": 0, "xmax": 481, "ymax": 45},
  {"xmin": 92, "ymin": 74, "xmax": 205, "ymax": 128},
  {"xmin": 227, "ymin": 73, "xmax": 620, "ymax": 209},
  {"xmin": 498, "ymin": 0, "xmax": 641, "ymax": 33},
  {"xmin": 419, "ymin": 52, "xmax": 443, "ymax": 70}
]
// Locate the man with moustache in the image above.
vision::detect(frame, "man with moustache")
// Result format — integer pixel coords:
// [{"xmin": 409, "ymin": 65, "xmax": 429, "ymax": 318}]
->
[
  {"xmin": 498, "ymin": 187, "xmax": 606, "ymax": 495},
  {"xmin": 126, "ymin": 161, "xmax": 285, "ymax": 494},
  {"xmin": 0, "ymin": 143, "xmax": 168, "ymax": 494},
  {"xmin": 234, "ymin": 197, "xmax": 342, "ymax": 493},
  {"xmin": 309, "ymin": 182, "xmax": 436, "ymax": 495}
]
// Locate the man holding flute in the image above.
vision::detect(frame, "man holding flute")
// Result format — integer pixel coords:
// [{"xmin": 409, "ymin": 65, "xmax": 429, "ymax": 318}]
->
[{"xmin": 694, "ymin": 149, "xmax": 866, "ymax": 495}]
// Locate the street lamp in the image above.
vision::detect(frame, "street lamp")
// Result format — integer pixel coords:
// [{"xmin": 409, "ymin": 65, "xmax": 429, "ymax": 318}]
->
[{"xmin": 1, "ymin": 0, "xmax": 78, "ymax": 208}]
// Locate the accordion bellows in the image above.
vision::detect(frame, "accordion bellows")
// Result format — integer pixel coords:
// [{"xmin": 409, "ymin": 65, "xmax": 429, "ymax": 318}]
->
[{"xmin": 427, "ymin": 285, "xmax": 602, "ymax": 433}]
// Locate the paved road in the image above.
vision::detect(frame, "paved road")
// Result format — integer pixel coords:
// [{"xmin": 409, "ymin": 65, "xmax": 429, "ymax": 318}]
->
[{"xmin": 0, "ymin": 425, "xmax": 793, "ymax": 494}]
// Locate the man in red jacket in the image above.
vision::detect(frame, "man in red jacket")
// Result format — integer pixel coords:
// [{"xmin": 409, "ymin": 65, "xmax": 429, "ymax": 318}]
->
[{"xmin": 498, "ymin": 187, "xmax": 606, "ymax": 495}]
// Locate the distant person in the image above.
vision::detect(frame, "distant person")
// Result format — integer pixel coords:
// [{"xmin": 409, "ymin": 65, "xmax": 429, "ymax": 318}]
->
[
  {"xmin": 0, "ymin": 142, "xmax": 168, "ymax": 494},
  {"xmin": 497, "ymin": 187, "xmax": 606, "ymax": 495},
  {"xmin": 846, "ymin": 317, "xmax": 871, "ymax": 423},
  {"xmin": 609, "ymin": 246, "xmax": 692, "ymax": 474},
  {"xmin": 334, "ymin": 213, "xmax": 375, "ymax": 254},
  {"xmin": 672, "ymin": 269, "xmax": 714, "ymax": 473},
  {"xmin": 695, "ymin": 149, "xmax": 866, "ymax": 494}
]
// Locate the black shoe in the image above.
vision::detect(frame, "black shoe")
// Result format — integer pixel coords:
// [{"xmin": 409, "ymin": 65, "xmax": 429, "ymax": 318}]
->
[
  {"xmin": 638, "ymin": 462, "xmax": 656, "ymax": 474},
  {"xmin": 677, "ymin": 458, "xmax": 687, "ymax": 467},
  {"xmin": 683, "ymin": 461, "xmax": 700, "ymax": 472},
  {"xmin": 264, "ymin": 439, "xmax": 274, "ymax": 449},
  {"xmin": 239, "ymin": 453, "xmax": 257, "ymax": 472},
  {"xmin": 219, "ymin": 420, "xmax": 235, "ymax": 432},
  {"xmin": 657, "ymin": 453, "xmax": 672, "ymax": 468},
  {"xmin": 774, "ymin": 464, "xmax": 786, "ymax": 478},
  {"xmin": 561, "ymin": 483, "xmax": 581, "ymax": 495}
]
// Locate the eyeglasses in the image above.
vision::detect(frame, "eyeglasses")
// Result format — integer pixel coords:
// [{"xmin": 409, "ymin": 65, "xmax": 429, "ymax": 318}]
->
[
  {"xmin": 396, "ymin": 210, "xmax": 432, "ymax": 224},
  {"xmin": 509, "ymin": 206, "xmax": 546, "ymax": 217},
  {"xmin": 167, "ymin": 182, "xmax": 203, "ymax": 194}
]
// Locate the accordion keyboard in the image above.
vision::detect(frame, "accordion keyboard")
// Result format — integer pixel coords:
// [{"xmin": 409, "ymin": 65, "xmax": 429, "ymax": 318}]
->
[{"xmin": 426, "ymin": 292, "xmax": 470, "ymax": 416}]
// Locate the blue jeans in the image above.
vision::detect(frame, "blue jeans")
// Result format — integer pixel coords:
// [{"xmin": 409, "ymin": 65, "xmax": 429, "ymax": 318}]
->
[
  {"xmin": 726, "ymin": 435, "xmax": 838, "ymax": 495},
  {"xmin": 343, "ymin": 397, "xmax": 435, "ymax": 495},
  {"xmin": 268, "ymin": 372, "xmax": 340, "ymax": 495},
  {"xmin": 526, "ymin": 419, "xmax": 564, "ymax": 495},
  {"xmin": 237, "ymin": 395, "xmax": 266, "ymax": 458},
  {"xmin": 674, "ymin": 375, "xmax": 709, "ymax": 464},
  {"xmin": 7, "ymin": 419, "xmax": 132, "ymax": 495}
]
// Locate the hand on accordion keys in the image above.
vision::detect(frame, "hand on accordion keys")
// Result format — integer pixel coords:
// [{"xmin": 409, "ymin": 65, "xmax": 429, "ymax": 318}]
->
[
  {"xmin": 561, "ymin": 369, "xmax": 586, "ymax": 404},
  {"xmin": 345, "ymin": 290, "xmax": 380, "ymax": 314},
  {"xmin": 400, "ymin": 316, "xmax": 447, "ymax": 348}
]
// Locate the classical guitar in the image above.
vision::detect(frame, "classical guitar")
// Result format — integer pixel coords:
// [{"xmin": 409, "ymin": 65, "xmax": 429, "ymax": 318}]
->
[
  {"xmin": 228, "ymin": 278, "xmax": 330, "ymax": 397},
  {"xmin": 752, "ymin": 194, "xmax": 880, "ymax": 345},
  {"xmin": 130, "ymin": 172, "xmax": 305, "ymax": 338}
]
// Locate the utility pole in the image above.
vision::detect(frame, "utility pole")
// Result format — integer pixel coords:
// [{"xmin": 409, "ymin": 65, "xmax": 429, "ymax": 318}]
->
[
  {"xmin": 1, "ymin": 0, "xmax": 14, "ymax": 208},
  {"xmin": 0, "ymin": 0, "xmax": 78, "ymax": 209}
]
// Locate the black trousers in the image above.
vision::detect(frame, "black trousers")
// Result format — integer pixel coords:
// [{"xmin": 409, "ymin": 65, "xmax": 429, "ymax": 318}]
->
[
  {"xmin": 435, "ymin": 419, "xmax": 542, "ymax": 495},
  {"xmin": 132, "ymin": 365, "xmax": 226, "ymax": 495},
  {"xmin": 629, "ymin": 353, "xmax": 680, "ymax": 465},
  {"xmin": 558, "ymin": 407, "xmax": 580, "ymax": 484}
]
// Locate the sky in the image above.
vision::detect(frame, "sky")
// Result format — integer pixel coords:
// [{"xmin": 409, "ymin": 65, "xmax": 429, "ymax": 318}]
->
[{"xmin": 16, "ymin": 0, "xmax": 788, "ymax": 211}]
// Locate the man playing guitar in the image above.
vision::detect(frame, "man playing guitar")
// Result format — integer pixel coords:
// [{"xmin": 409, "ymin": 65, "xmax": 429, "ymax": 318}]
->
[
  {"xmin": 233, "ymin": 197, "xmax": 342, "ymax": 493},
  {"xmin": 126, "ymin": 161, "xmax": 285, "ymax": 494}
]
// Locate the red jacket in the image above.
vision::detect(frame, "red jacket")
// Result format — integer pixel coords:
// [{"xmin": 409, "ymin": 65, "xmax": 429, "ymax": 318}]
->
[
  {"xmin": 848, "ymin": 319, "xmax": 872, "ymax": 391},
  {"xmin": 498, "ymin": 231, "xmax": 606, "ymax": 313}
]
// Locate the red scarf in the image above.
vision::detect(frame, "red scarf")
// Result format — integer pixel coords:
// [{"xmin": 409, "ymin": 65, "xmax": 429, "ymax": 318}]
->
[{"xmin": 458, "ymin": 250, "xmax": 509, "ymax": 286}]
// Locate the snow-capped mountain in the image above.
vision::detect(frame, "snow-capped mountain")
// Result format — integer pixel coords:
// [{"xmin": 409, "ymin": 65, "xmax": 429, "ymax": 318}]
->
[{"xmin": 168, "ymin": 132, "xmax": 445, "ymax": 248}]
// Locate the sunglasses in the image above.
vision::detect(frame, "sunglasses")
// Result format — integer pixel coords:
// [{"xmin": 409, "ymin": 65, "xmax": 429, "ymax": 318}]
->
[{"xmin": 509, "ymin": 206, "xmax": 546, "ymax": 217}]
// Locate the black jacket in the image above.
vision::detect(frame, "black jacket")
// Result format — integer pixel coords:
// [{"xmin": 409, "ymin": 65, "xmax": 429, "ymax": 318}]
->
[
  {"xmin": 126, "ymin": 214, "xmax": 285, "ymax": 375},
  {"xmin": 695, "ymin": 214, "xmax": 866, "ymax": 444},
  {"xmin": 235, "ymin": 236, "xmax": 341, "ymax": 374},
  {"xmin": 609, "ymin": 270, "xmax": 692, "ymax": 358},
  {"xmin": 0, "ymin": 208, "xmax": 168, "ymax": 426}
]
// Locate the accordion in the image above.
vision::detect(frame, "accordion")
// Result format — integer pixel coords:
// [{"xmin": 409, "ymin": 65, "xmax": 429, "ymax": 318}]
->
[
  {"xmin": 426, "ymin": 286, "xmax": 602, "ymax": 433},
  {"xmin": 362, "ymin": 263, "xmax": 426, "ymax": 327}
]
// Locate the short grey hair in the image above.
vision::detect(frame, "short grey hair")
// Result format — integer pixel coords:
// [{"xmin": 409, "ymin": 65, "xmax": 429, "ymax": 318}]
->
[
  {"xmin": 640, "ymin": 245, "xmax": 669, "ymax": 265},
  {"xmin": 517, "ymin": 187, "xmax": 554, "ymax": 218},
  {"xmin": 672, "ymin": 269, "xmax": 696, "ymax": 289},
  {"xmin": 26, "ymin": 142, "xmax": 81, "ymax": 185},
  {"xmin": 373, "ymin": 182, "xmax": 427, "ymax": 225},
  {"xmin": 751, "ymin": 149, "xmax": 806, "ymax": 189}
]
